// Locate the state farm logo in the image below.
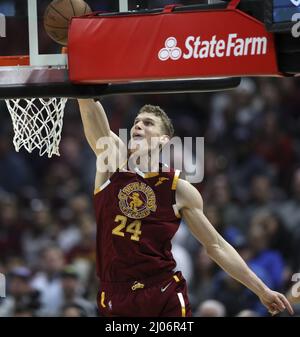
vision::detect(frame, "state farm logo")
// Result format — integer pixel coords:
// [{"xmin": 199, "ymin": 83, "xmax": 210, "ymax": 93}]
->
[
  {"xmin": 158, "ymin": 34, "xmax": 268, "ymax": 61},
  {"xmin": 158, "ymin": 37, "xmax": 182, "ymax": 61}
]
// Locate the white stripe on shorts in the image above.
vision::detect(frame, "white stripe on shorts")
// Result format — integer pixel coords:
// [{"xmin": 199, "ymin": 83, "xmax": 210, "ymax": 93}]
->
[{"xmin": 177, "ymin": 292, "xmax": 186, "ymax": 317}]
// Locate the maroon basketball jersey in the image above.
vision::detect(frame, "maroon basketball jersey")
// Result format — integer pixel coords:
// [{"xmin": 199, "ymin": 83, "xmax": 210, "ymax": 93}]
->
[{"xmin": 94, "ymin": 165, "xmax": 181, "ymax": 282}]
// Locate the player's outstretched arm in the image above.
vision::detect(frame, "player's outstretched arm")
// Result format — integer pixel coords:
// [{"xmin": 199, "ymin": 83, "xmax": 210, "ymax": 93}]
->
[
  {"xmin": 78, "ymin": 99, "xmax": 126, "ymax": 188},
  {"xmin": 176, "ymin": 179, "xmax": 294, "ymax": 316},
  {"xmin": 78, "ymin": 99, "xmax": 124, "ymax": 155}
]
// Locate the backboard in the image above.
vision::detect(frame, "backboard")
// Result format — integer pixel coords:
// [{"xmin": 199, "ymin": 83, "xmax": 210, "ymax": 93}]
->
[
  {"xmin": 0, "ymin": 0, "xmax": 212, "ymax": 86},
  {"xmin": 0, "ymin": 0, "xmax": 133, "ymax": 87}
]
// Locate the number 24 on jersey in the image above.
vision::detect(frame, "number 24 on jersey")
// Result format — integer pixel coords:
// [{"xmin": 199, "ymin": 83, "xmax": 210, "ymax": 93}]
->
[{"xmin": 112, "ymin": 215, "xmax": 142, "ymax": 241}]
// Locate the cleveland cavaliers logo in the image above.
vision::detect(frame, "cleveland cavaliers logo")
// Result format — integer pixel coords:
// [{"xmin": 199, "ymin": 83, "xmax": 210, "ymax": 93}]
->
[{"xmin": 118, "ymin": 182, "xmax": 157, "ymax": 219}]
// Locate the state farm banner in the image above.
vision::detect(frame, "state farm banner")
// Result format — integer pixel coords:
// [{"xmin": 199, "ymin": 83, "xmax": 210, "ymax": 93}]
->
[{"xmin": 68, "ymin": 5, "xmax": 279, "ymax": 83}]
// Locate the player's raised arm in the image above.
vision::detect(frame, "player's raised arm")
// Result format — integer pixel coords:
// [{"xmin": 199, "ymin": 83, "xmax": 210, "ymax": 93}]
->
[
  {"xmin": 78, "ymin": 99, "xmax": 126, "ymax": 188},
  {"xmin": 78, "ymin": 99, "xmax": 124, "ymax": 156},
  {"xmin": 176, "ymin": 179, "xmax": 294, "ymax": 316}
]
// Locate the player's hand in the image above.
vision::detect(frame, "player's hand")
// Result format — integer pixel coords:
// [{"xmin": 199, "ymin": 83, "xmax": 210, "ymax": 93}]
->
[{"xmin": 259, "ymin": 289, "xmax": 294, "ymax": 316}]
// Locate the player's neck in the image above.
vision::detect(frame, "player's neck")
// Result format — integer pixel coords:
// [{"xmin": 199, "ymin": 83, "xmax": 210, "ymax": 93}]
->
[{"xmin": 127, "ymin": 152, "xmax": 160, "ymax": 173}]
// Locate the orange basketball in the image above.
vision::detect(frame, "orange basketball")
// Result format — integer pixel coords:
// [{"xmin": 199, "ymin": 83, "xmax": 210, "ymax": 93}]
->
[{"xmin": 44, "ymin": 0, "xmax": 92, "ymax": 46}]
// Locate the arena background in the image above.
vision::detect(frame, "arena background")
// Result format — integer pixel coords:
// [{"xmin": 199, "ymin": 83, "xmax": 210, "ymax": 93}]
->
[{"xmin": 0, "ymin": 0, "xmax": 300, "ymax": 317}]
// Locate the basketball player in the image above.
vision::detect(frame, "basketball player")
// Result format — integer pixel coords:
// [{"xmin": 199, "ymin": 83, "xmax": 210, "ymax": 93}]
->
[{"xmin": 78, "ymin": 99, "xmax": 293, "ymax": 317}]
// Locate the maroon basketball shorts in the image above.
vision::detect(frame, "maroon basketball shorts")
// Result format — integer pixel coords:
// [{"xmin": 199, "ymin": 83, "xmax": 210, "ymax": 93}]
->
[{"xmin": 97, "ymin": 271, "xmax": 192, "ymax": 317}]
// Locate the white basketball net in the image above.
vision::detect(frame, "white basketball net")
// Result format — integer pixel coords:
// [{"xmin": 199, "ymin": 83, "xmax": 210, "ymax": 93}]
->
[{"xmin": 5, "ymin": 98, "xmax": 68, "ymax": 158}]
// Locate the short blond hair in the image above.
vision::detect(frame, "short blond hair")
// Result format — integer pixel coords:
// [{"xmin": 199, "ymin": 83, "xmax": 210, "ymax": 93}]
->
[{"xmin": 138, "ymin": 105, "xmax": 174, "ymax": 138}]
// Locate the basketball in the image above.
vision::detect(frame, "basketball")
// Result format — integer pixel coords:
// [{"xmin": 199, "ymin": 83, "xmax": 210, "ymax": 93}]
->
[{"xmin": 44, "ymin": 0, "xmax": 92, "ymax": 46}]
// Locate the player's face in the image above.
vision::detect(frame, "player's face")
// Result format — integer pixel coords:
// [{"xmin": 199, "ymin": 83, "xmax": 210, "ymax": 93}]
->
[{"xmin": 130, "ymin": 113, "xmax": 168, "ymax": 152}]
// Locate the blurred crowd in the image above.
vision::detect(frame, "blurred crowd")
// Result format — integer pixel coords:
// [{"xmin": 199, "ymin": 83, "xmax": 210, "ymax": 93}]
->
[
  {"xmin": 1, "ymin": 77, "xmax": 300, "ymax": 317},
  {"xmin": 1, "ymin": 0, "xmax": 300, "ymax": 318}
]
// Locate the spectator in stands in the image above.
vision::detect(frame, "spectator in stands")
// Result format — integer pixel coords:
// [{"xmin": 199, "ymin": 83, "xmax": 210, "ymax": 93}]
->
[
  {"xmin": 61, "ymin": 303, "xmax": 89, "ymax": 317},
  {"xmin": 195, "ymin": 299, "xmax": 226, "ymax": 317},
  {"xmin": 0, "ymin": 266, "xmax": 41, "ymax": 317},
  {"xmin": 59, "ymin": 265, "xmax": 96, "ymax": 317},
  {"xmin": 31, "ymin": 245, "xmax": 66, "ymax": 316}
]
